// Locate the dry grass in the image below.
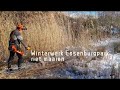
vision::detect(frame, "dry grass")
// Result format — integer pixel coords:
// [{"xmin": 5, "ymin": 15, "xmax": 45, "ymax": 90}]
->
[
  {"xmin": 0, "ymin": 12, "xmax": 71, "ymax": 60},
  {"xmin": 0, "ymin": 11, "xmax": 119, "ymax": 79},
  {"xmin": 0, "ymin": 11, "xmax": 114, "ymax": 62}
]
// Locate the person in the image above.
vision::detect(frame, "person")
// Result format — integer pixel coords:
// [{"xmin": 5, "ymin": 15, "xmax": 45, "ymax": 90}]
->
[{"xmin": 8, "ymin": 23, "xmax": 29, "ymax": 71}]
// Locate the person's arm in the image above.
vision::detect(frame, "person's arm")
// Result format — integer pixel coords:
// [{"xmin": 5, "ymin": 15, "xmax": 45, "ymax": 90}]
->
[
  {"xmin": 15, "ymin": 30, "xmax": 28, "ymax": 49},
  {"xmin": 17, "ymin": 38, "xmax": 27, "ymax": 49}
]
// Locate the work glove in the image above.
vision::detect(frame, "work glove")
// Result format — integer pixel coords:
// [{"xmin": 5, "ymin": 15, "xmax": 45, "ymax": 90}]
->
[{"xmin": 25, "ymin": 46, "xmax": 30, "ymax": 50}]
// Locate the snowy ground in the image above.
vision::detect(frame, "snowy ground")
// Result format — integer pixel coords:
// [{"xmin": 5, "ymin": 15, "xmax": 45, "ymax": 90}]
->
[
  {"xmin": 26, "ymin": 37, "xmax": 120, "ymax": 79},
  {"xmin": 91, "ymin": 37, "xmax": 120, "ymax": 47},
  {"xmin": 0, "ymin": 37, "xmax": 120, "ymax": 79},
  {"xmin": 48, "ymin": 37, "xmax": 120, "ymax": 79}
]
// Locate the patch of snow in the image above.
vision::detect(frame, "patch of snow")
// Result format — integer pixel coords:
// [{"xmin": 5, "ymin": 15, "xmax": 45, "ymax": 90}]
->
[{"xmin": 91, "ymin": 38, "xmax": 120, "ymax": 47}]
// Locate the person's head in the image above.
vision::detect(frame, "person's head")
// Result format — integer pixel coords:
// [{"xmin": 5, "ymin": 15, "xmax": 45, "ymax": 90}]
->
[{"xmin": 16, "ymin": 23, "xmax": 27, "ymax": 32}]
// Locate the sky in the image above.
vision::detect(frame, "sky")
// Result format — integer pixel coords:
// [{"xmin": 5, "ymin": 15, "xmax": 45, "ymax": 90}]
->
[
  {"xmin": 81, "ymin": 11, "xmax": 97, "ymax": 16},
  {"xmin": 65, "ymin": 11, "xmax": 98, "ymax": 17}
]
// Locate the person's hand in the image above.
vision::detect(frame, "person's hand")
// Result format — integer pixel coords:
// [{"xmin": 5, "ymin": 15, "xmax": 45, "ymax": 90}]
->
[
  {"xmin": 25, "ymin": 47, "xmax": 30, "ymax": 50},
  {"xmin": 27, "ymin": 47, "xmax": 31, "ymax": 50}
]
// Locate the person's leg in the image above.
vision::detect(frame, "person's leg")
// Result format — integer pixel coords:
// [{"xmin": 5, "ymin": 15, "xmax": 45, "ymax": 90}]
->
[
  {"xmin": 7, "ymin": 51, "xmax": 15, "ymax": 69},
  {"xmin": 16, "ymin": 53, "xmax": 23, "ymax": 69}
]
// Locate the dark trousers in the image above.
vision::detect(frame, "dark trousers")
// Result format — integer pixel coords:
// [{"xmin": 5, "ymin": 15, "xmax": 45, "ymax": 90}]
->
[{"xmin": 8, "ymin": 51, "xmax": 23, "ymax": 69}]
